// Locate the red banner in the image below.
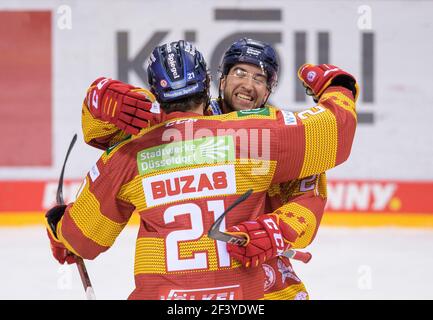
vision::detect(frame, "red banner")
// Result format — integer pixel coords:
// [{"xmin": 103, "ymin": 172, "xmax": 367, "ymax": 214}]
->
[
  {"xmin": 0, "ymin": 11, "xmax": 52, "ymax": 166},
  {"xmin": 326, "ymin": 180, "xmax": 433, "ymax": 213},
  {"xmin": 0, "ymin": 180, "xmax": 83, "ymax": 212},
  {"xmin": 1, "ymin": 179, "xmax": 432, "ymax": 214}
]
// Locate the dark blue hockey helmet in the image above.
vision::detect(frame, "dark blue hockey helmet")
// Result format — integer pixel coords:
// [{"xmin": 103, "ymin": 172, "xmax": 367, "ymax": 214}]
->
[
  {"xmin": 147, "ymin": 40, "xmax": 209, "ymax": 103},
  {"xmin": 220, "ymin": 38, "xmax": 279, "ymax": 89}
]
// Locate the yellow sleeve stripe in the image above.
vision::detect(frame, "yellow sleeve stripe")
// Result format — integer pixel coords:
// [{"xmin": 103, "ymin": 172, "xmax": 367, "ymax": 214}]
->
[
  {"xmin": 56, "ymin": 218, "xmax": 81, "ymax": 256},
  {"xmin": 81, "ymin": 103, "xmax": 120, "ymax": 143},
  {"xmin": 299, "ymin": 108, "xmax": 338, "ymax": 178},
  {"xmin": 321, "ymin": 91, "xmax": 357, "ymax": 120},
  {"xmin": 68, "ymin": 176, "xmax": 127, "ymax": 247},
  {"xmin": 276, "ymin": 202, "xmax": 317, "ymax": 249}
]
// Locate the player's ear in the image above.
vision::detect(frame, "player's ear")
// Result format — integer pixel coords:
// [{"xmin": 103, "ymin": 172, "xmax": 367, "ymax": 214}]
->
[{"xmin": 219, "ymin": 76, "xmax": 226, "ymax": 92}]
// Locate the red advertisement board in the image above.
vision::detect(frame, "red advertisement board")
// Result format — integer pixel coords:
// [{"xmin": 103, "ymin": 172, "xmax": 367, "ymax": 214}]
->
[
  {"xmin": 1, "ymin": 179, "xmax": 432, "ymax": 227},
  {"xmin": 0, "ymin": 11, "xmax": 52, "ymax": 166}
]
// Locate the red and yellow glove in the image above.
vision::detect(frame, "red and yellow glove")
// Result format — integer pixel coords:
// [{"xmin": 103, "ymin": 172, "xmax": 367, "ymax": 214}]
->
[
  {"xmin": 86, "ymin": 77, "xmax": 161, "ymax": 135},
  {"xmin": 45, "ymin": 205, "xmax": 77, "ymax": 265},
  {"xmin": 46, "ymin": 229, "xmax": 77, "ymax": 265},
  {"xmin": 226, "ymin": 214, "xmax": 291, "ymax": 268},
  {"xmin": 297, "ymin": 64, "xmax": 358, "ymax": 102}
]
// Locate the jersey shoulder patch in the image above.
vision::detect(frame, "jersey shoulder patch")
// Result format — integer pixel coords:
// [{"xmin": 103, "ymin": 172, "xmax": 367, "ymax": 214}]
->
[{"xmin": 236, "ymin": 107, "xmax": 271, "ymax": 117}]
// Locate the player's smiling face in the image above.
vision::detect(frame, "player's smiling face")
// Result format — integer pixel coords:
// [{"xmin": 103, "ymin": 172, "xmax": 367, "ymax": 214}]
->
[{"xmin": 220, "ymin": 63, "xmax": 270, "ymax": 111}]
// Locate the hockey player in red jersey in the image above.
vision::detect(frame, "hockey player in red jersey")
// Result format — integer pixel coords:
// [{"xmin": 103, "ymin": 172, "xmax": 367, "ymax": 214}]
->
[
  {"xmin": 214, "ymin": 39, "xmax": 359, "ymax": 299},
  {"xmin": 46, "ymin": 40, "xmax": 357, "ymax": 299},
  {"xmin": 215, "ymin": 39, "xmax": 328, "ymax": 299}
]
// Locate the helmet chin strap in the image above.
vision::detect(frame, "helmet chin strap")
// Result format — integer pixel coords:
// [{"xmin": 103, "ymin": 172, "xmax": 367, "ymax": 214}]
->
[
  {"xmin": 218, "ymin": 76, "xmax": 223, "ymax": 103},
  {"xmin": 261, "ymin": 89, "xmax": 272, "ymax": 107},
  {"xmin": 201, "ymin": 72, "xmax": 211, "ymax": 114}
]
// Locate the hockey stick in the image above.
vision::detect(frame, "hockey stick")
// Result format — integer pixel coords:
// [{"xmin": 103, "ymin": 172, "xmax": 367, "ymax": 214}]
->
[
  {"xmin": 208, "ymin": 189, "xmax": 253, "ymax": 246},
  {"xmin": 56, "ymin": 134, "xmax": 96, "ymax": 300},
  {"xmin": 208, "ymin": 189, "xmax": 312, "ymax": 264},
  {"xmin": 56, "ymin": 134, "xmax": 77, "ymax": 205}
]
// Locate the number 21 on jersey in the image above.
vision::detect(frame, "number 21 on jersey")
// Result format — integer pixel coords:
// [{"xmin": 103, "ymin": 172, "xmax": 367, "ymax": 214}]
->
[{"xmin": 164, "ymin": 200, "xmax": 230, "ymax": 272}]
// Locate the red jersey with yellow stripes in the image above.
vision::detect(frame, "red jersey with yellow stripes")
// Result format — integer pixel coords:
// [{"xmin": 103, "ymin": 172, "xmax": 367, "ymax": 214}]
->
[
  {"xmin": 263, "ymin": 173, "xmax": 327, "ymax": 299},
  {"xmin": 59, "ymin": 86, "xmax": 356, "ymax": 299}
]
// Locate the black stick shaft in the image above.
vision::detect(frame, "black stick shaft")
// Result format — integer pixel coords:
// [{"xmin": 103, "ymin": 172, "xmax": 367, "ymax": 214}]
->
[
  {"xmin": 56, "ymin": 134, "xmax": 77, "ymax": 205},
  {"xmin": 56, "ymin": 134, "xmax": 95, "ymax": 299}
]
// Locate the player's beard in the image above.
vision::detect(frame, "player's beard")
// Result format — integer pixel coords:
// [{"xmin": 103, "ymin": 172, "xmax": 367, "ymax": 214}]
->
[
  {"xmin": 223, "ymin": 88, "xmax": 262, "ymax": 111},
  {"xmin": 220, "ymin": 98, "xmax": 235, "ymax": 113}
]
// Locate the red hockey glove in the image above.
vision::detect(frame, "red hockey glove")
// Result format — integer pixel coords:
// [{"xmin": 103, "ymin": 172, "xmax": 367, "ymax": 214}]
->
[
  {"xmin": 226, "ymin": 214, "xmax": 291, "ymax": 268},
  {"xmin": 46, "ymin": 229, "xmax": 77, "ymax": 265},
  {"xmin": 86, "ymin": 77, "xmax": 161, "ymax": 135},
  {"xmin": 297, "ymin": 64, "xmax": 358, "ymax": 102},
  {"xmin": 45, "ymin": 205, "xmax": 77, "ymax": 265}
]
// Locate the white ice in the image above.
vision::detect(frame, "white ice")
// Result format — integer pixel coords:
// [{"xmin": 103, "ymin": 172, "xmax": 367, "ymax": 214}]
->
[{"xmin": 1, "ymin": 226, "xmax": 432, "ymax": 300}]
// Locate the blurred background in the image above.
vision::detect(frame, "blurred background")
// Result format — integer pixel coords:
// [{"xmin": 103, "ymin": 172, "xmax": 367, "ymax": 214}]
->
[{"xmin": 0, "ymin": 0, "xmax": 432, "ymax": 299}]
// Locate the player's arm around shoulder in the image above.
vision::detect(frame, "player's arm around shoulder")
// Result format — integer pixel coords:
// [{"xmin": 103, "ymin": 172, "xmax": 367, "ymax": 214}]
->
[
  {"xmin": 272, "ymin": 64, "xmax": 358, "ymax": 182},
  {"xmin": 82, "ymin": 97, "xmax": 129, "ymax": 150},
  {"xmin": 296, "ymin": 63, "xmax": 358, "ymax": 138},
  {"xmin": 82, "ymin": 77, "xmax": 161, "ymax": 150}
]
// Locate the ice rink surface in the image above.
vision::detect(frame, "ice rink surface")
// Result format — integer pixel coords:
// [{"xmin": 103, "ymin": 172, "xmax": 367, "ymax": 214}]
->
[{"xmin": 1, "ymin": 225, "xmax": 432, "ymax": 300}]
